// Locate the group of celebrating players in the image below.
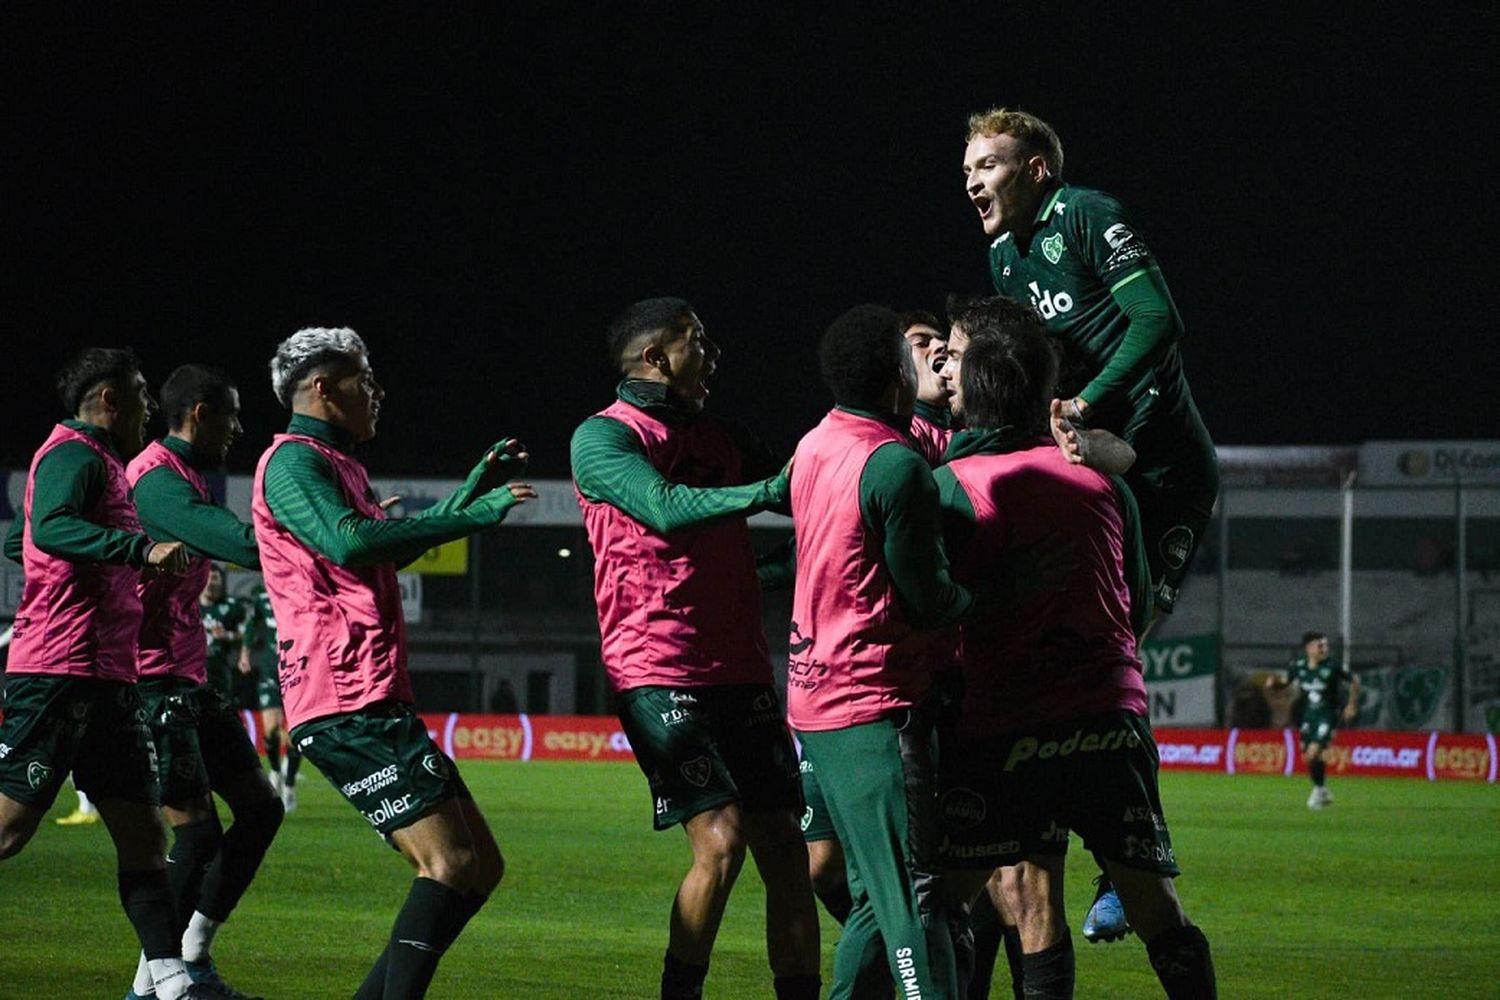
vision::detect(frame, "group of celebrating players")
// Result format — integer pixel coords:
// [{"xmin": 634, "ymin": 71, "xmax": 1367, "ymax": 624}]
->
[{"xmin": 0, "ymin": 107, "xmax": 1220, "ymax": 999}]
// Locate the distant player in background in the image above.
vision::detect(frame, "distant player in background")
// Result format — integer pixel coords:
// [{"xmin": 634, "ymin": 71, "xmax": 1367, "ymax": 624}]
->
[
  {"xmin": 239, "ymin": 582, "xmax": 300, "ymax": 811},
  {"xmin": 0, "ymin": 348, "xmax": 213, "ymax": 1000},
  {"xmin": 254, "ymin": 327, "xmax": 534, "ymax": 998},
  {"xmin": 935, "ymin": 318, "xmax": 1215, "ymax": 1000},
  {"xmin": 198, "ymin": 565, "xmax": 246, "ymax": 702},
  {"xmin": 126, "ymin": 362, "xmax": 285, "ymax": 999},
  {"xmin": 961, "ymin": 107, "xmax": 1218, "ymax": 619},
  {"xmin": 571, "ymin": 298, "xmax": 819, "ymax": 1000},
  {"xmin": 1266, "ymin": 632, "xmax": 1359, "ymax": 809}
]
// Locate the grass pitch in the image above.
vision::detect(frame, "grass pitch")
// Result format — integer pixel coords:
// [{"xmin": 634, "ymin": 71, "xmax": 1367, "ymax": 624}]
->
[{"xmin": 5, "ymin": 762, "xmax": 1497, "ymax": 998}]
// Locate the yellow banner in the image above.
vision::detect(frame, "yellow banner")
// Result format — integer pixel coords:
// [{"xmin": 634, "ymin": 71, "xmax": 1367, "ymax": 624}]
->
[{"xmin": 409, "ymin": 538, "xmax": 469, "ymax": 575}]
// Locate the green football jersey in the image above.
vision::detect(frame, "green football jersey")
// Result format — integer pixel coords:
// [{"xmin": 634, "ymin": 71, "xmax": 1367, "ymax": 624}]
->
[
  {"xmin": 1290, "ymin": 655, "xmax": 1353, "ymax": 714},
  {"xmin": 200, "ymin": 595, "xmax": 247, "ymax": 695},
  {"xmin": 241, "ymin": 584, "xmax": 280, "ymax": 676},
  {"xmin": 988, "ymin": 183, "xmax": 1188, "ymax": 431}
]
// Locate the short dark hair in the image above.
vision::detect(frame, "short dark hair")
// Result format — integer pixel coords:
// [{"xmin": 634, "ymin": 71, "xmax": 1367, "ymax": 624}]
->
[
  {"xmin": 819, "ymin": 305, "xmax": 906, "ymax": 410},
  {"xmin": 160, "ymin": 364, "xmax": 237, "ymax": 432},
  {"xmin": 606, "ymin": 297, "xmax": 695, "ymax": 372},
  {"xmin": 899, "ymin": 310, "xmax": 944, "ymax": 336},
  {"xmin": 959, "ymin": 319, "xmax": 1057, "ymax": 435},
  {"xmin": 1302, "ymin": 631, "xmax": 1327, "ymax": 646},
  {"xmin": 56, "ymin": 347, "xmax": 141, "ymax": 415},
  {"xmin": 946, "ymin": 294, "xmax": 1041, "ymax": 336}
]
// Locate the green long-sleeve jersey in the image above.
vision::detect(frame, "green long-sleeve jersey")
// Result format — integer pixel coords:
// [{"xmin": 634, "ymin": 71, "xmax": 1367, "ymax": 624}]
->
[{"xmin": 131, "ymin": 435, "xmax": 259, "ymax": 568}]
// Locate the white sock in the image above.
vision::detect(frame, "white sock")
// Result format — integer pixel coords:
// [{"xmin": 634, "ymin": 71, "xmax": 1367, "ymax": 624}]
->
[
  {"xmin": 182, "ymin": 910, "xmax": 222, "ymax": 963},
  {"xmin": 77, "ymin": 790, "xmax": 96, "ymax": 815},
  {"xmin": 149, "ymin": 958, "xmax": 190, "ymax": 1000},
  {"xmin": 132, "ymin": 952, "xmax": 155, "ymax": 995}
]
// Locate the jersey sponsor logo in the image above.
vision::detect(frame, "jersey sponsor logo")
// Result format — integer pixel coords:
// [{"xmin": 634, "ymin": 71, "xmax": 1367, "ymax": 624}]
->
[
  {"xmin": 1121, "ymin": 833, "xmax": 1175, "ymax": 866},
  {"xmin": 680, "ymin": 755, "xmax": 712, "ymax": 788},
  {"xmin": 800, "ymin": 805, "xmax": 814, "ymax": 832},
  {"xmin": 942, "ymin": 838, "xmax": 1019, "ymax": 860},
  {"xmin": 1026, "ymin": 281, "xmax": 1074, "ymax": 319},
  {"xmin": 342, "ymin": 763, "xmax": 400, "ymax": 798},
  {"xmin": 1003, "ymin": 725, "xmax": 1140, "ymax": 772},
  {"xmin": 659, "ymin": 707, "xmax": 694, "ymax": 727},
  {"xmin": 0, "ymin": 743, "xmax": 11, "ymax": 759},
  {"xmin": 1121, "ymin": 805, "xmax": 1166, "ymax": 828},
  {"xmin": 668, "ymin": 691, "xmax": 698, "ymax": 706},
  {"xmin": 1040, "ymin": 232, "xmax": 1066, "ymax": 264},
  {"xmin": 26, "ymin": 759, "xmax": 53, "ymax": 790},
  {"xmin": 788, "ymin": 621, "xmax": 813, "ymax": 656},
  {"xmin": 940, "ymin": 787, "xmax": 987, "ymax": 828},
  {"xmin": 798, "ymin": 759, "xmax": 814, "ymax": 775},
  {"xmin": 1159, "ymin": 525, "xmax": 1194, "ymax": 570},
  {"xmin": 364, "ymin": 793, "xmax": 416, "ymax": 828},
  {"xmin": 420, "ymin": 752, "xmax": 449, "ymax": 780},
  {"xmin": 1103, "ymin": 223, "xmax": 1135, "ymax": 249},
  {"xmin": 655, "ymin": 795, "xmax": 670, "ymax": 816}
]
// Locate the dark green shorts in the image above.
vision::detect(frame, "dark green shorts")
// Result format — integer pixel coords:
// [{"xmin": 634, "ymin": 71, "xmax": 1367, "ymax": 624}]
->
[
  {"xmin": 138, "ymin": 678, "xmax": 263, "ymax": 806},
  {"xmin": 253, "ymin": 667, "xmax": 282, "ymax": 711},
  {"xmin": 940, "ymin": 710, "xmax": 1180, "ymax": 876},
  {"xmin": 292, "ymin": 702, "xmax": 469, "ymax": 841},
  {"xmin": 798, "ymin": 752, "xmax": 837, "ymax": 843},
  {"xmin": 1300, "ymin": 712, "xmax": 1337, "ymax": 750},
  {"xmin": 1124, "ymin": 394, "xmax": 1219, "ymax": 613},
  {"xmin": 0, "ymin": 675, "xmax": 159, "ymax": 808},
  {"xmin": 616, "ymin": 684, "xmax": 801, "ymax": 831}
]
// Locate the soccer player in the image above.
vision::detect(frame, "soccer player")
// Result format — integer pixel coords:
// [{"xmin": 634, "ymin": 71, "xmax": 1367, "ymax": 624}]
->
[
  {"xmin": 788, "ymin": 304, "xmax": 977, "ymax": 999},
  {"xmin": 239, "ymin": 582, "xmax": 300, "ymax": 811},
  {"xmin": 199, "ymin": 564, "xmax": 247, "ymax": 702},
  {"xmin": 1266, "ymin": 631, "xmax": 1359, "ymax": 809},
  {"xmin": 0, "ymin": 348, "xmax": 218, "ymax": 1000},
  {"xmin": 903, "ymin": 310, "xmax": 955, "ymax": 466},
  {"xmin": 253, "ymin": 327, "xmax": 534, "ymax": 999},
  {"xmin": 961, "ymin": 107, "xmax": 1218, "ymax": 618},
  {"xmin": 571, "ymin": 298, "xmax": 820, "ymax": 1000},
  {"xmin": 934, "ymin": 317, "xmax": 1215, "ymax": 999},
  {"xmin": 123, "ymin": 363, "xmax": 289, "ymax": 1000}
]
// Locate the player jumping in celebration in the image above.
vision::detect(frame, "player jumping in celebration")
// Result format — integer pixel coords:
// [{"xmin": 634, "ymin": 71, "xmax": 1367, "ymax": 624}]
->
[
  {"xmin": 1266, "ymin": 632, "xmax": 1359, "ymax": 809},
  {"xmin": 253, "ymin": 327, "xmax": 535, "ymax": 999},
  {"xmin": 0, "ymin": 348, "xmax": 219, "ymax": 1000},
  {"xmin": 960, "ymin": 107, "xmax": 1218, "ymax": 619},
  {"xmin": 788, "ymin": 305, "xmax": 979, "ymax": 999},
  {"xmin": 124, "ymin": 363, "xmax": 289, "ymax": 1000},
  {"xmin": 571, "ymin": 298, "xmax": 820, "ymax": 1000},
  {"xmin": 934, "ymin": 316, "xmax": 1215, "ymax": 1000}
]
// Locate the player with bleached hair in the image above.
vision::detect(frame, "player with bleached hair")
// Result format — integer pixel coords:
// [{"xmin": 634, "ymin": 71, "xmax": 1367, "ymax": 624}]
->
[{"xmin": 253, "ymin": 327, "xmax": 535, "ymax": 998}]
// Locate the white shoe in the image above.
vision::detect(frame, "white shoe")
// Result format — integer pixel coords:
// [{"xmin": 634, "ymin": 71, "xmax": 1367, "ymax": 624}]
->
[
  {"xmin": 1317, "ymin": 786, "xmax": 1333, "ymax": 806},
  {"xmin": 281, "ymin": 784, "xmax": 297, "ymax": 813},
  {"xmin": 268, "ymin": 770, "xmax": 283, "ymax": 796},
  {"xmin": 1307, "ymin": 787, "xmax": 1325, "ymax": 809}
]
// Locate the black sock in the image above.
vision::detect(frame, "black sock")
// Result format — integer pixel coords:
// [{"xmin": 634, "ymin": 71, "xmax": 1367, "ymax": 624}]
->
[
  {"xmin": 196, "ymin": 796, "xmax": 284, "ymax": 922},
  {"xmin": 662, "ymin": 951, "xmax": 709, "ymax": 1000},
  {"xmin": 1310, "ymin": 759, "xmax": 1326, "ymax": 787},
  {"xmin": 119, "ymin": 869, "xmax": 180, "ymax": 959},
  {"xmin": 968, "ymin": 891, "xmax": 1002, "ymax": 1000},
  {"xmin": 265, "ymin": 730, "xmax": 281, "ymax": 773},
  {"xmin": 353, "ymin": 945, "xmax": 389, "ymax": 1000},
  {"xmin": 1146, "ymin": 924, "xmax": 1216, "ymax": 1000},
  {"xmin": 1002, "ymin": 925, "xmax": 1026, "ymax": 1000},
  {"xmin": 773, "ymin": 974, "xmax": 821, "ymax": 1000},
  {"xmin": 1020, "ymin": 934, "xmax": 1074, "ymax": 1000},
  {"xmin": 166, "ymin": 817, "xmax": 224, "ymax": 936},
  {"xmin": 285, "ymin": 746, "xmax": 302, "ymax": 784},
  {"xmin": 816, "ymin": 878, "xmax": 854, "ymax": 924},
  {"xmin": 384, "ymin": 878, "xmax": 484, "ymax": 998}
]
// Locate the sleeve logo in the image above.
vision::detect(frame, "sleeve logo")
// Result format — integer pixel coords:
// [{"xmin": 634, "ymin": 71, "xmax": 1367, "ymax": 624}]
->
[{"xmin": 1104, "ymin": 223, "xmax": 1136, "ymax": 249}]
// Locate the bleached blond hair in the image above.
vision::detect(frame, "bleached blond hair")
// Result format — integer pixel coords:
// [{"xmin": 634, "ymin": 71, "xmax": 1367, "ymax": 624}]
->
[
  {"xmin": 966, "ymin": 107, "xmax": 1064, "ymax": 179},
  {"xmin": 269, "ymin": 327, "xmax": 368, "ymax": 408}
]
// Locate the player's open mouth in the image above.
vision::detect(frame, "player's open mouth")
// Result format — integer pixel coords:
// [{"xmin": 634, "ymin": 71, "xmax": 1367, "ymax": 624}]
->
[{"xmin": 973, "ymin": 194, "xmax": 993, "ymax": 216}]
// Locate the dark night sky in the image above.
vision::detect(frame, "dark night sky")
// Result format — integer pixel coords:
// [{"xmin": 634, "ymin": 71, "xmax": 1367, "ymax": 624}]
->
[{"xmin": 2, "ymin": 4, "xmax": 1494, "ymax": 478}]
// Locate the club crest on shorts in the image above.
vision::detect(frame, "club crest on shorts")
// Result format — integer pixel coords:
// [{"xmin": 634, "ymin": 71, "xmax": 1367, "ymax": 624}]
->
[
  {"xmin": 800, "ymin": 806, "xmax": 814, "ymax": 832},
  {"xmin": 26, "ymin": 759, "xmax": 53, "ymax": 790},
  {"xmin": 751, "ymin": 690, "xmax": 775, "ymax": 713},
  {"xmin": 1160, "ymin": 525, "xmax": 1194, "ymax": 570},
  {"xmin": 421, "ymin": 753, "xmax": 449, "ymax": 780},
  {"xmin": 941, "ymin": 787, "xmax": 987, "ymax": 828},
  {"xmin": 680, "ymin": 756, "xmax": 712, "ymax": 788}
]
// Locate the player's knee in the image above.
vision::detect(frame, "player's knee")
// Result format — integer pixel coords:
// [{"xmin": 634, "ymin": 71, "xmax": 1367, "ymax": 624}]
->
[
  {"xmin": 0, "ymin": 821, "xmax": 36, "ymax": 860},
  {"xmin": 807, "ymin": 848, "xmax": 844, "ymax": 898}
]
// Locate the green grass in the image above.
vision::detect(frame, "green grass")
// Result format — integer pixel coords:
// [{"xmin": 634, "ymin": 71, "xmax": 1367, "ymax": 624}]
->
[{"xmin": 5, "ymin": 764, "xmax": 1498, "ymax": 997}]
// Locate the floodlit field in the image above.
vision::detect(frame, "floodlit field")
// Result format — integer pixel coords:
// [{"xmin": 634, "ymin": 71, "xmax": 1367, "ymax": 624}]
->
[{"xmin": 6, "ymin": 762, "xmax": 1498, "ymax": 998}]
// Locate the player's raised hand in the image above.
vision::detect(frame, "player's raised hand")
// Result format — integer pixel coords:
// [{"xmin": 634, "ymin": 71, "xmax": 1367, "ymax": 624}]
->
[
  {"xmin": 1050, "ymin": 398, "xmax": 1085, "ymax": 465},
  {"xmin": 457, "ymin": 438, "xmax": 530, "ymax": 509},
  {"xmin": 467, "ymin": 482, "xmax": 538, "ymax": 525}
]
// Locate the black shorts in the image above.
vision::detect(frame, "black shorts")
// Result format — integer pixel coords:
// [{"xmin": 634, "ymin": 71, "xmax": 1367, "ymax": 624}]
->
[
  {"xmin": 138, "ymin": 677, "xmax": 263, "ymax": 805},
  {"xmin": 0, "ymin": 675, "xmax": 159, "ymax": 808},
  {"xmin": 616, "ymin": 684, "xmax": 801, "ymax": 830},
  {"xmin": 940, "ymin": 710, "xmax": 1180, "ymax": 876}
]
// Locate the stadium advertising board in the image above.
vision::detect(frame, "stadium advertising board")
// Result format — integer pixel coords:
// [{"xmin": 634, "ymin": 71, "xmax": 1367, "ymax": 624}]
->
[
  {"xmin": 1140, "ymin": 635, "xmax": 1217, "ymax": 726},
  {"xmin": 1359, "ymin": 439, "xmax": 1500, "ymax": 486}
]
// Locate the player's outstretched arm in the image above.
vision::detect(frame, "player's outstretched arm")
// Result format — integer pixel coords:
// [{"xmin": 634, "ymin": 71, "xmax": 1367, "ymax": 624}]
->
[
  {"xmin": 424, "ymin": 438, "xmax": 531, "ymax": 518},
  {"xmin": 132, "ymin": 465, "xmax": 260, "ymax": 569},
  {"xmin": 28, "ymin": 443, "xmax": 154, "ymax": 567},
  {"xmin": 571, "ymin": 416, "xmax": 782, "ymax": 534}
]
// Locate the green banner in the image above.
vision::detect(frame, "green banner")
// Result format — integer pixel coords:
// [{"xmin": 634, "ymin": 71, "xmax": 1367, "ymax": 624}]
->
[{"xmin": 1139, "ymin": 634, "xmax": 1219, "ymax": 681}]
